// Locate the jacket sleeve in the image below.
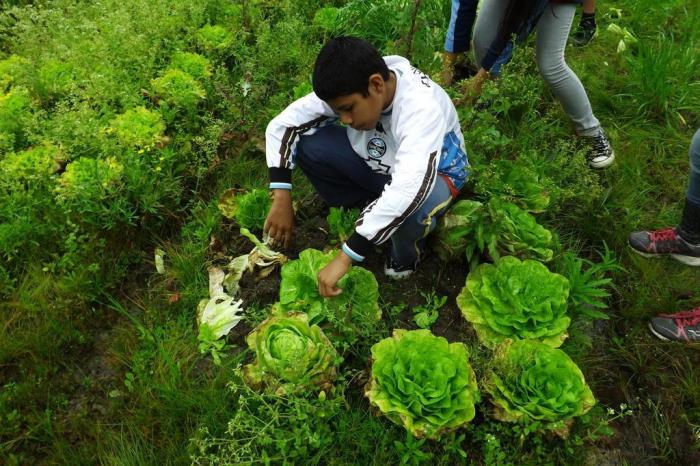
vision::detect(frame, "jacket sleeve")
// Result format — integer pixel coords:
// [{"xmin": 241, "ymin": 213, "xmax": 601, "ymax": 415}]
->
[
  {"xmin": 265, "ymin": 93, "xmax": 336, "ymax": 189},
  {"xmin": 343, "ymin": 102, "xmax": 446, "ymax": 262}
]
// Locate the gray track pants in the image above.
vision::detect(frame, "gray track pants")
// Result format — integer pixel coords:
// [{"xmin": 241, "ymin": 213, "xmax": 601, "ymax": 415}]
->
[{"xmin": 473, "ymin": 1, "xmax": 600, "ymax": 134}]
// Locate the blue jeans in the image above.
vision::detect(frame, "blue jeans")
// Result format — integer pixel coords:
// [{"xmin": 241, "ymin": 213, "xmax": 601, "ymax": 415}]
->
[
  {"xmin": 295, "ymin": 125, "xmax": 454, "ymax": 266},
  {"xmin": 687, "ymin": 129, "xmax": 700, "ymax": 206}
]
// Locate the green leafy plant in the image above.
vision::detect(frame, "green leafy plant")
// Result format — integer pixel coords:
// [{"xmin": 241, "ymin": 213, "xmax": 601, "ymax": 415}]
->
[
  {"xmin": 557, "ymin": 246, "xmax": 621, "ymax": 320},
  {"xmin": 365, "ymin": 329, "xmax": 480, "ymax": 439},
  {"xmin": 434, "ymin": 198, "xmax": 554, "ymax": 266},
  {"xmin": 243, "ymin": 312, "xmax": 339, "ymax": 395},
  {"xmin": 197, "ymin": 323, "xmax": 232, "ymax": 366},
  {"xmin": 326, "ymin": 206, "xmax": 359, "ymax": 244},
  {"xmin": 0, "ymin": 87, "xmax": 32, "ymax": 152},
  {"xmin": 473, "ymin": 159, "xmax": 551, "ymax": 213},
  {"xmin": 151, "ymin": 68, "xmax": 206, "ymax": 112},
  {"xmin": 170, "ymin": 52, "xmax": 212, "ymax": 80},
  {"xmin": 109, "ymin": 106, "xmax": 166, "ymax": 148},
  {"xmin": 0, "ymin": 55, "xmax": 31, "ymax": 92},
  {"xmin": 278, "ymin": 248, "xmax": 381, "ymax": 345},
  {"xmin": 412, "ymin": 291, "xmax": 446, "ymax": 329},
  {"xmin": 218, "ymin": 188, "xmax": 271, "ymax": 231},
  {"xmin": 457, "ymin": 256, "xmax": 571, "ymax": 348},
  {"xmin": 55, "ymin": 156, "xmax": 133, "ymax": 229},
  {"xmin": 484, "ymin": 339, "xmax": 595, "ymax": 434},
  {"xmin": 196, "ymin": 24, "xmax": 234, "ymax": 51}
]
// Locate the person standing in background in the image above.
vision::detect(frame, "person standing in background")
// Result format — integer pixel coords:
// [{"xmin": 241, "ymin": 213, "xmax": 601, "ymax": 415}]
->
[
  {"xmin": 572, "ymin": 0, "xmax": 597, "ymax": 47},
  {"xmin": 441, "ymin": 0, "xmax": 513, "ymax": 86},
  {"xmin": 466, "ymin": 0, "xmax": 615, "ymax": 169}
]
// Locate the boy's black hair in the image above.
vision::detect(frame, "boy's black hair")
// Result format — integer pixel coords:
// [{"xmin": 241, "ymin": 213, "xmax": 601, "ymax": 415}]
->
[{"xmin": 312, "ymin": 36, "xmax": 390, "ymax": 102}]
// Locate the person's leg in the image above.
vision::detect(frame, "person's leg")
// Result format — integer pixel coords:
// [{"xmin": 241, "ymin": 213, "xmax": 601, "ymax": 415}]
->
[
  {"xmin": 678, "ymin": 129, "xmax": 700, "ymax": 243},
  {"xmin": 472, "ymin": 0, "xmax": 509, "ymax": 69},
  {"xmin": 629, "ymin": 129, "xmax": 700, "ymax": 265},
  {"xmin": 444, "ymin": 0, "xmax": 476, "ymax": 55},
  {"xmin": 295, "ymin": 125, "xmax": 390, "ymax": 208},
  {"xmin": 572, "ymin": 0, "xmax": 597, "ymax": 47},
  {"xmin": 386, "ymin": 176, "xmax": 453, "ymax": 277},
  {"xmin": 536, "ymin": 3, "xmax": 613, "ymax": 168},
  {"xmin": 442, "ymin": 0, "xmax": 479, "ymax": 85},
  {"xmin": 536, "ymin": 4, "xmax": 599, "ymax": 133}
]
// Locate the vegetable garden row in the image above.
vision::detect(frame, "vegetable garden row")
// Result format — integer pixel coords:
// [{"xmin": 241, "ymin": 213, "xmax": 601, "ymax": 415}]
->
[{"xmin": 1, "ymin": 0, "xmax": 698, "ymax": 464}]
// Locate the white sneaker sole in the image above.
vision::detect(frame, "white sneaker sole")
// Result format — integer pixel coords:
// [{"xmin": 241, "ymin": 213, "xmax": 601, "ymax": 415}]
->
[
  {"xmin": 383, "ymin": 267, "xmax": 414, "ymax": 280},
  {"xmin": 648, "ymin": 322, "xmax": 671, "ymax": 341},
  {"xmin": 589, "ymin": 149, "xmax": 615, "ymax": 169},
  {"xmin": 628, "ymin": 244, "xmax": 700, "ymax": 266}
]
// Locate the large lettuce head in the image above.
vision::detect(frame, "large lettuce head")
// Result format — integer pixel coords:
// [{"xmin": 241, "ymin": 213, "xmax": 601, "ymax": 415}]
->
[
  {"xmin": 365, "ymin": 329, "xmax": 480, "ymax": 439},
  {"xmin": 457, "ymin": 256, "xmax": 570, "ymax": 348},
  {"xmin": 243, "ymin": 312, "xmax": 339, "ymax": 395},
  {"xmin": 278, "ymin": 249, "xmax": 380, "ymax": 344},
  {"xmin": 484, "ymin": 340, "xmax": 595, "ymax": 429}
]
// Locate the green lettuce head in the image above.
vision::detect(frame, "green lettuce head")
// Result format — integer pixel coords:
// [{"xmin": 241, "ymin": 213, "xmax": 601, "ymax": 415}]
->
[
  {"xmin": 484, "ymin": 339, "xmax": 595, "ymax": 431},
  {"xmin": 243, "ymin": 312, "xmax": 339, "ymax": 395},
  {"xmin": 365, "ymin": 329, "xmax": 480, "ymax": 439},
  {"xmin": 218, "ymin": 188, "xmax": 271, "ymax": 231},
  {"xmin": 278, "ymin": 248, "xmax": 380, "ymax": 344},
  {"xmin": 433, "ymin": 198, "xmax": 554, "ymax": 266},
  {"xmin": 457, "ymin": 256, "xmax": 570, "ymax": 348}
]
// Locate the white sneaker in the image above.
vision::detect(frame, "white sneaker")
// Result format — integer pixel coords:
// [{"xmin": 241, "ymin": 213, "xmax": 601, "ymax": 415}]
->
[{"xmin": 583, "ymin": 128, "xmax": 615, "ymax": 169}]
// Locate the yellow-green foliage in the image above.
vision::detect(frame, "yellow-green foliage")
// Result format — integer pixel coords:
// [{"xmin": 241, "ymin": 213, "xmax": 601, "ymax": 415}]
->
[
  {"xmin": 0, "ymin": 144, "xmax": 62, "ymax": 191},
  {"xmin": 109, "ymin": 106, "xmax": 165, "ymax": 148},
  {"xmin": 196, "ymin": 24, "xmax": 234, "ymax": 51},
  {"xmin": 0, "ymin": 55, "xmax": 31, "ymax": 92},
  {"xmin": 170, "ymin": 52, "xmax": 212, "ymax": 80},
  {"xmin": 151, "ymin": 69, "xmax": 206, "ymax": 110}
]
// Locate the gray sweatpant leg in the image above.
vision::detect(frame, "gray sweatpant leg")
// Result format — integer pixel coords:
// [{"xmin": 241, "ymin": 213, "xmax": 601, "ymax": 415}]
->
[{"xmin": 473, "ymin": 0, "xmax": 600, "ymax": 134}]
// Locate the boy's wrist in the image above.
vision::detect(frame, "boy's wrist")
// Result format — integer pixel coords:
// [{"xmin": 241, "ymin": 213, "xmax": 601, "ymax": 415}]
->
[
  {"xmin": 343, "ymin": 232, "xmax": 374, "ymax": 262},
  {"xmin": 271, "ymin": 188, "xmax": 292, "ymax": 203}
]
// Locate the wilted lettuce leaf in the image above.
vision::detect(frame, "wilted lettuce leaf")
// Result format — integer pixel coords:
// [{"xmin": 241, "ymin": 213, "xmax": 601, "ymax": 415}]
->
[
  {"xmin": 365, "ymin": 329, "xmax": 480, "ymax": 439},
  {"xmin": 457, "ymin": 256, "xmax": 571, "ymax": 348},
  {"xmin": 196, "ymin": 295, "xmax": 244, "ymax": 339}
]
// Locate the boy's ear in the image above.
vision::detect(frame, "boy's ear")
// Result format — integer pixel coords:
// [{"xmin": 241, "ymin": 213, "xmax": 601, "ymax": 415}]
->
[{"xmin": 367, "ymin": 73, "xmax": 385, "ymax": 95}]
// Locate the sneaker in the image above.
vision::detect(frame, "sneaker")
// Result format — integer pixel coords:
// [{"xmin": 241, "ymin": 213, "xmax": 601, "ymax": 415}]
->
[
  {"xmin": 628, "ymin": 227, "xmax": 700, "ymax": 266},
  {"xmin": 649, "ymin": 307, "xmax": 700, "ymax": 342},
  {"xmin": 572, "ymin": 17, "xmax": 597, "ymax": 47},
  {"xmin": 582, "ymin": 128, "xmax": 615, "ymax": 169},
  {"xmin": 384, "ymin": 255, "xmax": 417, "ymax": 280}
]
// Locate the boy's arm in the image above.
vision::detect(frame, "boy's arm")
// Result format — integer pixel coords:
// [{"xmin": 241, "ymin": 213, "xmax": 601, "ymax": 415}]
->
[
  {"xmin": 264, "ymin": 93, "xmax": 336, "ymax": 246},
  {"xmin": 342, "ymin": 103, "xmax": 447, "ymax": 262}
]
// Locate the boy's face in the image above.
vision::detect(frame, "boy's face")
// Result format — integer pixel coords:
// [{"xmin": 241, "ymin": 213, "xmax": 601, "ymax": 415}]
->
[{"xmin": 327, "ymin": 73, "xmax": 387, "ymax": 131}]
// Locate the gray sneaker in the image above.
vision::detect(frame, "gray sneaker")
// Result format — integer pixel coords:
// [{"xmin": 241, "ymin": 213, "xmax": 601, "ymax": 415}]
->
[
  {"xmin": 628, "ymin": 227, "xmax": 700, "ymax": 266},
  {"xmin": 649, "ymin": 307, "xmax": 700, "ymax": 342}
]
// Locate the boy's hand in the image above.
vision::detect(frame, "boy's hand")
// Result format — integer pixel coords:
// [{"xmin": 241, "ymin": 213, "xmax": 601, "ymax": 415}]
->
[
  {"xmin": 264, "ymin": 189, "xmax": 294, "ymax": 247},
  {"xmin": 317, "ymin": 251, "xmax": 352, "ymax": 298}
]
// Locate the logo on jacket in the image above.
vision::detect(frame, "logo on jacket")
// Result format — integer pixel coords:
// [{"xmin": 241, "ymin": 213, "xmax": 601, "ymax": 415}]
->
[{"xmin": 367, "ymin": 138, "xmax": 387, "ymax": 159}]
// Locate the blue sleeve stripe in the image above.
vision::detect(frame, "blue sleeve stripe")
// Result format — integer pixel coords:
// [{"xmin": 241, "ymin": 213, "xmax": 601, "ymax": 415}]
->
[
  {"xmin": 269, "ymin": 182, "xmax": 292, "ymax": 190},
  {"xmin": 342, "ymin": 243, "xmax": 365, "ymax": 262}
]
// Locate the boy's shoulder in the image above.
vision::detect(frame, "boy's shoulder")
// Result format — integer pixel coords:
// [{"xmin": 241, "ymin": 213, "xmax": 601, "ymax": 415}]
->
[{"xmin": 384, "ymin": 55, "xmax": 450, "ymax": 116}]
